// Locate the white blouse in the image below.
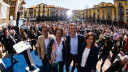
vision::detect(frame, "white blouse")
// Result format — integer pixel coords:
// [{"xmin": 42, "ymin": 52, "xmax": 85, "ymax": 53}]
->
[
  {"xmin": 54, "ymin": 37, "xmax": 64, "ymax": 62},
  {"xmin": 81, "ymin": 48, "xmax": 91, "ymax": 67}
]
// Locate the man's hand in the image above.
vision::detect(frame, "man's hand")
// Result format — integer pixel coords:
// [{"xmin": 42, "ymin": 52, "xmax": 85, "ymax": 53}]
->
[
  {"xmin": 39, "ymin": 56, "xmax": 41, "ymax": 59},
  {"xmin": 91, "ymin": 70, "xmax": 94, "ymax": 72},
  {"xmin": 105, "ymin": 41, "xmax": 107, "ymax": 46},
  {"xmin": 75, "ymin": 63, "xmax": 78, "ymax": 67},
  {"xmin": 49, "ymin": 60, "xmax": 51, "ymax": 64}
]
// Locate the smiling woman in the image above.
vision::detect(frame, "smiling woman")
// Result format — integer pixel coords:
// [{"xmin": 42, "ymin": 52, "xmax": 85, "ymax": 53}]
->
[{"xmin": 77, "ymin": 32, "xmax": 100, "ymax": 72}]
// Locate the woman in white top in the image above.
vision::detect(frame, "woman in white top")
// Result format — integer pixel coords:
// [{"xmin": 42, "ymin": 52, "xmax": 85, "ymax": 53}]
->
[
  {"xmin": 47, "ymin": 28, "xmax": 66, "ymax": 72},
  {"xmin": 77, "ymin": 32, "xmax": 100, "ymax": 72}
]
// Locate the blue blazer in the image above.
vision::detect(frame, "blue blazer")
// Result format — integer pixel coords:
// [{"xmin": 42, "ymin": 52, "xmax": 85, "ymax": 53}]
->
[{"xmin": 78, "ymin": 45, "xmax": 100, "ymax": 72}]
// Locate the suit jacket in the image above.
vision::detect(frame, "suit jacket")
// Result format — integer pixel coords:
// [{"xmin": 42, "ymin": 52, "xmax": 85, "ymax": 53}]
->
[
  {"xmin": 78, "ymin": 45, "xmax": 100, "ymax": 72},
  {"xmin": 3, "ymin": 35, "xmax": 16, "ymax": 54},
  {"xmin": 37, "ymin": 35, "xmax": 54, "ymax": 59},
  {"xmin": 65, "ymin": 34, "xmax": 84, "ymax": 63},
  {"xmin": 105, "ymin": 60, "xmax": 124, "ymax": 72}
]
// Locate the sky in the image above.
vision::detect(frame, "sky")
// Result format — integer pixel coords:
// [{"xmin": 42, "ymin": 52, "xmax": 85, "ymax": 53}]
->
[{"xmin": 24, "ymin": 0, "xmax": 114, "ymax": 10}]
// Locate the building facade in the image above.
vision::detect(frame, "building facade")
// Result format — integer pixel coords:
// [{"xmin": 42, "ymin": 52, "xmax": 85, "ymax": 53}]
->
[
  {"xmin": 26, "ymin": 3, "xmax": 69, "ymax": 22},
  {"xmin": 82, "ymin": 0, "xmax": 128, "ymax": 28},
  {"xmin": 1, "ymin": 0, "xmax": 26, "ymax": 26},
  {"xmin": 0, "ymin": 0, "xmax": 10, "ymax": 28},
  {"xmin": 72, "ymin": 10, "xmax": 83, "ymax": 22}
]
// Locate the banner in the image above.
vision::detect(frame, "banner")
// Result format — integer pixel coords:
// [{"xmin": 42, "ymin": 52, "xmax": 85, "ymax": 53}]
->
[
  {"xmin": 0, "ymin": 2, "xmax": 8, "ymax": 19},
  {"xmin": 18, "ymin": 19, "xmax": 23, "ymax": 29}
]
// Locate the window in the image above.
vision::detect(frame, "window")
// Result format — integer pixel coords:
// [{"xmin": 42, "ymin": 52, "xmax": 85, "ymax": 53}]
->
[
  {"xmin": 98, "ymin": 6, "xmax": 100, "ymax": 8},
  {"xmin": 114, "ymin": 9, "xmax": 116, "ymax": 13},
  {"xmin": 47, "ymin": 13, "xmax": 49, "ymax": 17},
  {"xmin": 43, "ymin": 9, "xmax": 45, "ymax": 12},
  {"xmin": 98, "ymin": 9, "xmax": 99, "ymax": 13},
  {"xmin": 11, "ymin": 1, "xmax": 16, "ymax": 7},
  {"xmin": 108, "ymin": 16, "xmax": 110, "ymax": 19},
  {"xmin": 38, "ymin": 9, "xmax": 40, "ymax": 12},
  {"xmin": 119, "ymin": 15, "xmax": 124, "ymax": 21},
  {"xmin": 114, "ymin": 15, "xmax": 116, "ymax": 20},
  {"xmin": 98, "ymin": 14, "xmax": 99, "ymax": 19},
  {"xmin": 103, "ymin": 9, "xmax": 104, "ymax": 13},
  {"xmin": 93, "ymin": 12, "xmax": 95, "ymax": 18},
  {"xmin": 107, "ymin": 8, "xmax": 111, "ymax": 13},
  {"xmin": 127, "ymin": 16, "xmax": 128, "ymax": 22},
  {"xmin": 103, "ymin": 14, "xmax": 104, "ymax": 19},
  {"xmin": 109, "ymin": 4, "xmax": 110, "ymax": 6},
  {"xmin": 34, "ymin": 14, "xmax": 36, "ymax": 17},
  {"xmin": 47, "ymin": 9, "xmax": 49, "ymax": 12},
  {"xmin": 39, "ymin": 5, "xmax": 40, "ymax": 8},
  {"xmin": 43, "ymin": 5, "xmax": 45, "ymax": 8},
  {"xmin": 125, "ymin": 2, "xmax": 127, "ymax": 6},
  {"xmin": 119, "ymin": 8, "xmax": 123, "ymax": 13},
  {"xmin": 102, "ymin": 4, "xmax": 104, "ymax": 7},
  {"xmin": 126, "ymin": 9, "xmax": 128, "ymax": 15},
  {"xmin": 119, "ymin": 2, "xmax": 122, "ymax": 6},
  {"xmin": 119, "ymin": 15, "xmax": 120, "ymax": 20}
]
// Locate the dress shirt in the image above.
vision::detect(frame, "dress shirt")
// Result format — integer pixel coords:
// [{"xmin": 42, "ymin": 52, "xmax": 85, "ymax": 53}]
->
[
  {"xmin": 70, "ymin": 33, "xmax": 78, "ymax": 55},
  {"xmin": 54, "ymin": 37, "xmax": 64, "ymax": 62},
  {"xmin": 44, "ymin": 36, "xmax": 49, "ymax": 54}
]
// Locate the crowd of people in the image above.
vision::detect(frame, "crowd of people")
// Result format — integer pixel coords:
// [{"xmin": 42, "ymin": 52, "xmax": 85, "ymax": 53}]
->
[{"xmin": 0, "ymin": 21, "xmax": 128, "ymax": 72}]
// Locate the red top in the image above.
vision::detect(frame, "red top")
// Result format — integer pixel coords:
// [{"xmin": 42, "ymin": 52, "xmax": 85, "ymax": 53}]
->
[
  {"xmin": 125, "ymin": 64, "xmax": 128, "ymax": 70},
  {"xmin": 124, "ymin": 37, "xmax": 128, "ymax": 51}
]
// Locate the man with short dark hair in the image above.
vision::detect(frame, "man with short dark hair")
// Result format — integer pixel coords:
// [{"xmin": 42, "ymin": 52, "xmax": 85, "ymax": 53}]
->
[
  {"xmin": 3, "ymin": 28, "xmax": 18, "ymax": 71},
  {"xmin": 65, "ymin": 23, "xmax": 84, "ymax": 72}
]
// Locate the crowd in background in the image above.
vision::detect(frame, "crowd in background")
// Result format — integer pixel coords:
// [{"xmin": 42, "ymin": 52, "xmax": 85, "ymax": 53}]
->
[{"xmin": 1, "ymin": 21, "xmax": 128, "ymax": 72}]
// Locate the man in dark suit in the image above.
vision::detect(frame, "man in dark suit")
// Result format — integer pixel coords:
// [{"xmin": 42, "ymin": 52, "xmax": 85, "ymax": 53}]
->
[
  {"xmin": 105, "ymin": 55, "xmax": 128, "ymax": 72},
  {"xmin": 65, "ymin": 23, "xmax": 84, "ymax": 72}
]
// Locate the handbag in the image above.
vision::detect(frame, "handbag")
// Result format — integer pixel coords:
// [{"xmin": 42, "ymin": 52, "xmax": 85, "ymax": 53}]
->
[{"xmin": 52, "ymin": 62, "xmax": 58, "ymax": 72}]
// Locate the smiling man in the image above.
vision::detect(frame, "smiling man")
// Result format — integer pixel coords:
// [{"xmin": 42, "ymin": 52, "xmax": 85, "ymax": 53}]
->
[{"xmin": 65, "ymin": 23, "xmax": 84, "ymax": 72}]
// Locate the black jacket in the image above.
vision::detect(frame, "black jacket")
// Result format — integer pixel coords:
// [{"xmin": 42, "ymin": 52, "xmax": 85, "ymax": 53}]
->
[
  {"xmin": 3, "ymin": 35, "xmax": 16, "ymax": 54},
  {"xmin": 65, "ymin": 34, "xmax": 84, "ymax": 63},
  {"xmin": 78, "ymin": 45, "xmax": 100, "ymax": 72},
  {"xmin": 105, "ymin": 60, "xmax": 124, "ymax": 72},
  {"xmin": 102, "ymin": 39, "xmax": 113, "ymax": 55}
]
